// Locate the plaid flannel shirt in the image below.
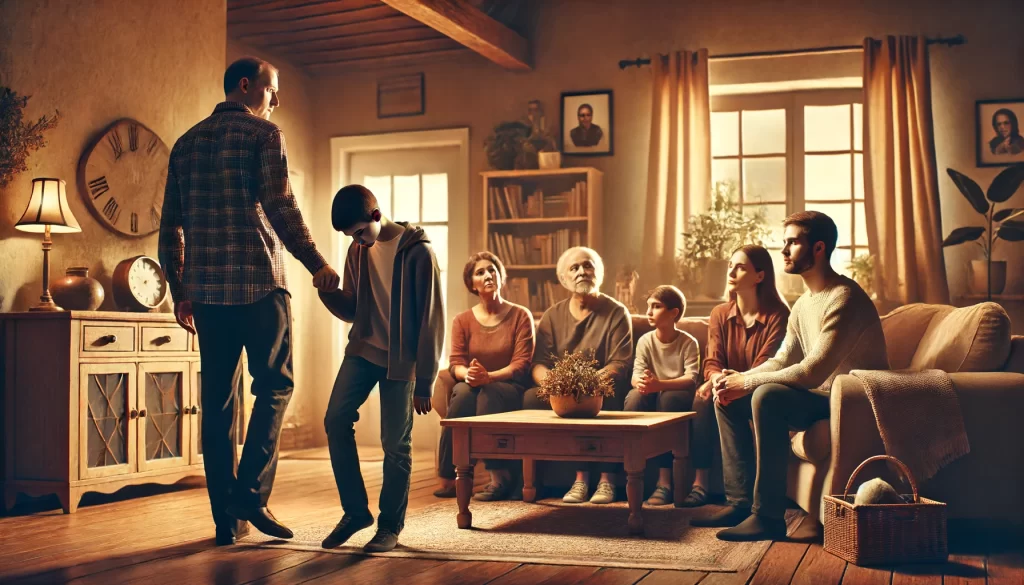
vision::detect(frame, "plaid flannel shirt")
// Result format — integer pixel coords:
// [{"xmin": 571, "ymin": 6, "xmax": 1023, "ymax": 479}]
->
[{"xmin": 159, "ymin": 102, "xmax": 326, "ymax": 305}]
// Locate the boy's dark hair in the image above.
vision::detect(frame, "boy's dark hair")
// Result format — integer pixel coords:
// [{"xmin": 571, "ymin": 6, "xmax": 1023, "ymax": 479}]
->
[
  {"xmin": 783, "ymin": 210, "xmax": 839, "ymax": 259},
  {"xmin": 648, "ymin": 285, "xmax": 686, "ymax": 321},
  {"xmin": 462, "ymin": 251, "xmax": 507, "ymax": 296},
  {"xmin": 332, "ymin": 184, "xmax": 380, "ymax": 232},
  {"xmin": 223, "ymin": 57, "xmax": 273, "ymax": 95}
]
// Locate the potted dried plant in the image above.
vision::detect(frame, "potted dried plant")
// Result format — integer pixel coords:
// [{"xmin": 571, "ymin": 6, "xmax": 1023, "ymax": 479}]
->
[
  {"xmin": 0, "ymin": 87, "xmax": 61, "ymax": 188},
  {"xmin": 535, "ymin": 349, "xmax": 615, "ymax": 418},
  {"xmin": 943, "ymin": 165, "xmax": 1024, "ymax": 299}
]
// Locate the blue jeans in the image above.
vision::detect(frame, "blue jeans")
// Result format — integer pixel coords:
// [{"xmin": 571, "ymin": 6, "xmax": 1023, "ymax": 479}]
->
[{"xmin": 324, "ymin": 355, "xmax": 414, "ymax": 534}]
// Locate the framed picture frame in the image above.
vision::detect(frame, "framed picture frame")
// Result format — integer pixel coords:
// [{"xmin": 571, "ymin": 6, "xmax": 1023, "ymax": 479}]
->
[
  {"xmin": 377, "ymin": 73, "xmax": 424, "ymax": 119},
  {"xmin": 975, "ymin": 98, "xmax": 1024, "ymax": 167},
  {"xmin": 561, "ymin": 90, "xmax": 613, "ymax": 156}
]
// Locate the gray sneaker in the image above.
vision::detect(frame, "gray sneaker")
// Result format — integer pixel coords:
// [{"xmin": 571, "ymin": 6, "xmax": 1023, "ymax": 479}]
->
[
  {"xmin": 590, "ymin": 481, "xmax": 616, "ymax": 504},
  {"xmin": 562, "ymin": 480, "xmax": 589, "ymax": 503}
]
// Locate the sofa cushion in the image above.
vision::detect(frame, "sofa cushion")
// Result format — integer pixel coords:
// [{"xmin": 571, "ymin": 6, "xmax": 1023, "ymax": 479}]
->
[
  {"xmin": 790, "ymin": 419, "xmax": 831, "ymax": 463},
  {"xmin": 907, "ymin": 302, "xmax": 1011, "ymax": 373},
  {"xmin": 881, "ymin": 304, "xmax": 949, "ymax": 370}
]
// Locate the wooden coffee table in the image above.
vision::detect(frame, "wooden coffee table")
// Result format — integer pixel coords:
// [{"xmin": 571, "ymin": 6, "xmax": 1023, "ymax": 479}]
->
[{"xmin": 440, "ymin": 410, "xmax": 694, "ymax": 535}]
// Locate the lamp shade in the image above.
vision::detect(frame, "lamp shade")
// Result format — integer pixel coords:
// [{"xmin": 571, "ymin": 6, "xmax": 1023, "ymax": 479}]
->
[{"xmin": 15, "ymin": 178, "xmax": 81, "ymax": 234}]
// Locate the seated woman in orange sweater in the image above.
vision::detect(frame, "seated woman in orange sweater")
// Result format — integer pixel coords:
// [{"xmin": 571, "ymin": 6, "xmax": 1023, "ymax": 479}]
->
[{"xmin": 435, "ymin": 252, "xmax": 535, "ymax": 501}]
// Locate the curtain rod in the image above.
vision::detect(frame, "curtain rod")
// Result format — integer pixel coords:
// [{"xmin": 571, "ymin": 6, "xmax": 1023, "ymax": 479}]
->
[{"xmin": 618, "ymin": 34, "xmax": 965, "ymax": 70}]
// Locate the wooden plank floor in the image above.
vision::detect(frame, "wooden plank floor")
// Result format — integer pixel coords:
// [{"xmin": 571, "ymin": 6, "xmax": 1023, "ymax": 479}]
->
[{"xmin": 1, "ymin": 447, "xmax": 1020, "ymax": 585}]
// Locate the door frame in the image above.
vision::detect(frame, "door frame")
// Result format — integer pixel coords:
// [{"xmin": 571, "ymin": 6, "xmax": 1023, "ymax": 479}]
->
[{"xmin": 329, "ymin": 127, "xmax": 471, "ymax": 371}]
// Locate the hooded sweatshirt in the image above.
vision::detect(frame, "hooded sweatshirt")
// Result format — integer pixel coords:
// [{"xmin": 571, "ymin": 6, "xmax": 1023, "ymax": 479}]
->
[{"xmin": 319, "ymin": 222, "xmax": 445, "ymax": 398}]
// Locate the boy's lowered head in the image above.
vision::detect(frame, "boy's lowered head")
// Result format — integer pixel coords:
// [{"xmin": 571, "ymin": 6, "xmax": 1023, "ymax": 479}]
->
[
  {"xmin": 645, "ymin": 284, "xmax": 686, "ymax": 331},
  {"xmin": 332, "ymin": 184, "xmax": 401, "ymax": 247}
]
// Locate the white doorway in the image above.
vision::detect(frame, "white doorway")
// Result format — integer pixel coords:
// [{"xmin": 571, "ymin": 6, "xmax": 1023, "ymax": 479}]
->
[{"xmin": 329, "ymin": 129, "xmax": 469, "ymax": 455}]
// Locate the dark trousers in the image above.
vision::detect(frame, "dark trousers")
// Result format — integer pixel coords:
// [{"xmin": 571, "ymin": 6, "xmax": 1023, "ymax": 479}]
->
[
  {"xmin": 325, "ymin": 355, "xmax": 414, "ymax": 534},
  {"xmin": 437, "ymin": 381, "xmax": 524, "ymax": 480},
  {"xmin": 717, "ymin": 383, "xmax": 829, "ymax": 519},
  {"xmin": 192, "ymin": 290, "xmax": 294, "ymax": 535},
  {"xmin": 522, "ymin": 376, "xmax": 628, "ymax": 474},
  {"xmin": 623, "ymin": 388, "xmax": 717, "ymax": 469}
]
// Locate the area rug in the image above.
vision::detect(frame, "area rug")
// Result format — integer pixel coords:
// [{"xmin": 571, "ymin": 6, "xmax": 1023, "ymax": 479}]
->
[{"xmin": 238, "ymin": 499, "xmax": 791, "ymax": 572}]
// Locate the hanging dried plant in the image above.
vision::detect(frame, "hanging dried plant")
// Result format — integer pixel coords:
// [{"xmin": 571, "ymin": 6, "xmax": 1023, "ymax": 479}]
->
[
  {"xmin": 0, "ymin": 87, "xmax": 61, "ymax": 188},
  {"xmin": 534, "ymin": 349, "xmax": 615, "ymax": 402}
]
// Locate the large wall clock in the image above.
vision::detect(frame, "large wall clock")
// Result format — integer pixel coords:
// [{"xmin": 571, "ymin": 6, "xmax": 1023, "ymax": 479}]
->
[{"xmin": 77, "ymin": 118, "xmax": 170, "ymax": 237}]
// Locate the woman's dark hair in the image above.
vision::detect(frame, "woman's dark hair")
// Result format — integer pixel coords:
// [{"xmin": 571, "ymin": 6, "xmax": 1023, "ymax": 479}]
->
[
  {"xmin": 462, "ymin": 251, "xmax": 507, "ymax": 296},
  {"xmin": 331, "ymin": 184, "xmax": 379, "ymax": 232},
  {"xmin": 730, "ymin": 244, "xmax": 789, "ymax": 311},
  {"xmin": 647, "ymin": 285, "xmax": 686, "ymax": 320}
]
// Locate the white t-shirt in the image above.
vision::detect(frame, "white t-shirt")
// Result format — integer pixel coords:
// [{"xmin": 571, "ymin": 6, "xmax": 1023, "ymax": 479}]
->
[
  {"xmin": 632, "ymin": 329, "xmax": 701, "ymax": 386},
  {"xmin": 366, "ymin": 234, "xmax": 401, "ymax": 352}
]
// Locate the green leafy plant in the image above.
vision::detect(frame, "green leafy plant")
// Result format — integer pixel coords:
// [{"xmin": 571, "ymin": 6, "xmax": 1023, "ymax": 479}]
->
[
  {"xmin": 535, "ymin": 349, "xmax": 615, "ymax": 403},
  {"xmin": 848, "ymin": 253, "xmax": 876, "ymax": 298},
  {"xmin": 676, "ymin": 181, "xmax": 771, "ymax": 294},
  {"xmin": 0, "ymin": 87, "xmax": 61, "ymax": 188},
  {"xmin": 943, "ymin": 165, "xmax": 1024, "ymax": 299}
]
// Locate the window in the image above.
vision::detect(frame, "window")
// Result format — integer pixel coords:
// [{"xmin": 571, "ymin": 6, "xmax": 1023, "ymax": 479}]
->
[
  {"xmin": 711, "ymin": 90, "xmax": 866, "ymax": 295},
  {"xmin": 354, "ymin": 173, "xmax": 450, "ymax": 362}
]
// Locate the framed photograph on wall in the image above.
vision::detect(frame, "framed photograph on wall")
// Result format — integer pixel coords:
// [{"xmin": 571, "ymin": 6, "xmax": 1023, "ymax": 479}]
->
[
  {"xmin": 378, "ymin": 73, "xmax": 424, "ymax": 118},
  {"xmin": 976, "ymin": 98, "xmax": 1024, "ymax": 167},
  {"xmin": 561, "ymin": 90, "xmax": 613, "ymax": 156}
]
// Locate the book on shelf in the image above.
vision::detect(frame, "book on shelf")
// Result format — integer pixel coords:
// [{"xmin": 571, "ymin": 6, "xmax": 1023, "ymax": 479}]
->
[
  {"xmin": 502, "ymin": 277, "xmax": 570, "ymax": 315},
  {"xmin": 489, "ymin": 229, "xmax": 584, "ymax": 266},
  {"xmin": 487, "ymin": 180, "xmax": 587, "ymax": 220}
]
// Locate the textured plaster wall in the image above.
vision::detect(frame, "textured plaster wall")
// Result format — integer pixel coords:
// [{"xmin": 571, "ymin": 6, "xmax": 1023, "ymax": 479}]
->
[
  {"xmin": 0, "ymin": 0, "xmax": 226, "ymax": 312},
  {"xmin": 309, "ymin": 0, "xmax": 1024, "ymax": 310}
]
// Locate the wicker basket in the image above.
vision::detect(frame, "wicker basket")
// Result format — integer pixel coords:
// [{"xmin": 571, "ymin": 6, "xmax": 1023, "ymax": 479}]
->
[{"xmin": 823, "ymin": 455, "xmax": 948, "ymax": 566}]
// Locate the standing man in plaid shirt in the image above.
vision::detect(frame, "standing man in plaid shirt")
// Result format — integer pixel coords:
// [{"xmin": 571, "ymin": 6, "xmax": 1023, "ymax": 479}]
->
[{"xmin": 159, "ymin": 57, "xmax": 340, "ymax": 546}]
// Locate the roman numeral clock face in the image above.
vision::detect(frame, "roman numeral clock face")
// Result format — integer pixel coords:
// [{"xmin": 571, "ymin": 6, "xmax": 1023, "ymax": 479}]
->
[{"xmin": 78, "ymin": 118, "xmax": 170, "ymax": 237}]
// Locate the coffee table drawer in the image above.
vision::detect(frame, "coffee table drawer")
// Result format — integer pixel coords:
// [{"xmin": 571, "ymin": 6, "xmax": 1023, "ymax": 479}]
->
[
  {"xmin": 471, "ymin": 432, "xmax": 517, "ymax": 454},
  {"xmin": 512, "ymin": 433, "xmax": 623, "ymax": 457}
]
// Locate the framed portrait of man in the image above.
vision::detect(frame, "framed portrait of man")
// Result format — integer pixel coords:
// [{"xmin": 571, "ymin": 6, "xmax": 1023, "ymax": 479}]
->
[
  {"xmin": 561, "ymin": 90, "xmax": 613, "ymax": 156},
  {"xmin": 976, "ymin": 98, "xmax": 1024, "ymax": 167}
]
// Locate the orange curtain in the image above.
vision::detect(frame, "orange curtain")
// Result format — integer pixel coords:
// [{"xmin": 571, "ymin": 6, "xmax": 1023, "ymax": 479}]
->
[
  {"xmin": 640, "ymin": 50, "xmax": 711, "ymax": 293},
  {"xmin": 863, "ymin": 36, "xmax": 950, "ymax": 305}
]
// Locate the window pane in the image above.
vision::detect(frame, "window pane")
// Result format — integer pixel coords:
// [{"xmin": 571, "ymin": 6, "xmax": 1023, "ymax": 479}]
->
[
  {"xmin": 805, "ymin": 202, "xmax": 853, "ymax": 247},
  {"xmin": 742, "ymin": 109, "xmax": 786, "ymax": 155},
  {"xmin": 832, "ymin": 247, "xmax": 854, "ymax": 278},
  {"xmin": 855, "ymin": 201, "xmax": 868, "ymax": 247},
  {"xmin": 805, "ymin": 105, "xmax": 851, "ymax": 152},
  {"xmin": 422, "ymin": 224, "xmax": 448, "ymax": 272},
  {"xmin": 711, "ymin": 111, "xmax": 739, "ymax": 157},
  {"xmin": 772, "ymin": 249, "xmax": 805, "ymax": 297},
  {"xmin": 854, "ymin": 153, "xmax": 864, "ymax": 200},
  {"xmin": 421, "ymin": 173, "xmax": 449, "ymax": 222},
  {"xmin": 364, "ymin": 175, "xmax": 392, "ymax": 220},
  {"xmin": 746, "ymin": 203, "xmax": 788, "ymax": 248},
  {"xmin": 805, "ymin": 154, "xmax": 852, "ymax": 200},
  {"xmin": 743, "ymin": 157, "xmax": 786, "ymax": 204},
  {"xmin": 712, "ymin": 159, "xmax": 740, "ymax": 192},
  {"xmin": 853, "ymin": 103, "xmax": 863, "ymax": 151},
  {"xmin": 393, "ymin": 175, "xmax": 420, "ymax": 223}
]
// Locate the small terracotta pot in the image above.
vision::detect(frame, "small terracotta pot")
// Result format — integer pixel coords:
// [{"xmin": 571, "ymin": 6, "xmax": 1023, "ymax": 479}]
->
[
  {"xmin": 51, "ymin": 267, "xmax": 104, "ymax": 311},
  {"xmin": 549, "ymin": 394, "xmax": 603, "ymax": 418}
]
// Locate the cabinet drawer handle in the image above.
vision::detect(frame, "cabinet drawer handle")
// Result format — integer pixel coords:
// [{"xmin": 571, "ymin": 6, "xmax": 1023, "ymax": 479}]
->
[
  {"xmin": 191, "ymin": 405, "xmax": 198, "ymax": 415},
  {"xmin": 139, "ymin": 409, "xmax": 147, "ymax": 418},
  {"xmin": 496, "ymin": 438, "xmax": 509, "ymax": 449},
  {"xmin": 130, "ymin": 409, "xmax": 139, "ymax": 419},
  {"xmin": 101, "ymin": 334, "xmax": 117, "ymax": 344},
  {"xmin": 153, "ymin": 335, "xmax": 173, "ymax": 345}
]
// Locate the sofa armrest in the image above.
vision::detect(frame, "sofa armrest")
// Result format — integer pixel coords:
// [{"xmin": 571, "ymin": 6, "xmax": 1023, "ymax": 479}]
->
[
  {"xmin": 828, "ymin": 374, "xmax": 887, "ymax": 498},
  {"xmin": 432, "ymin": 369, "xmax": 456, "ymax": 419},
  {"xmin": 1004, "ymin": 335, "xmax": 1024, "ymax": 374}
]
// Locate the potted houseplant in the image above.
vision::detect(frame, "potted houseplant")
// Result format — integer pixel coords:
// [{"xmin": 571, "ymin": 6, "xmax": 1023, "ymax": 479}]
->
[
  {"xmin": 534, "ymin": 349, "xmax": 615, "ymax": 418},
  {"xmin": 0, "ymin": 87, "xmax": 60, "ymax": 188},
  {"xmin": 676, "ymin": 181, "xmax": 771, "ymax": 299},
  {"xmin": 484, "ymin": 121, "xmax": 532, "ymax": 170},
  {"xmin": 943, "ymin": 165, "xmax": 1024, "ymax": 300},
  {"xmin": 848, "ymin": 253, "xmax": 876, "ymax": 299}
]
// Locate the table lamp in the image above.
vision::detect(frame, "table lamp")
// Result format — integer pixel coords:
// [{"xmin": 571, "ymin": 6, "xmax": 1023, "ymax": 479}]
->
[{"xmin": 15, "ymin": 178, "xmax": 82, "ymax": 311}]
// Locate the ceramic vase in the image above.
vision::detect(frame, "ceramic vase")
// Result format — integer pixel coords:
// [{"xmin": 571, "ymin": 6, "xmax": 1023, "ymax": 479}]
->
[
  {"xmin": 51, "ymin": 267, "xmax": 104, "ymax": 311},
  {"xmin": 549, "ymin": 394, "xmax": 603, "ymax": 418}
]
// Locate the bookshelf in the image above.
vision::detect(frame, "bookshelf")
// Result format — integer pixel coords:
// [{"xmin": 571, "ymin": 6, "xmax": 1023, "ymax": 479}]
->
[{"xmin": 482, "ymin": 167, "xmax": 603, "ymax": 318}]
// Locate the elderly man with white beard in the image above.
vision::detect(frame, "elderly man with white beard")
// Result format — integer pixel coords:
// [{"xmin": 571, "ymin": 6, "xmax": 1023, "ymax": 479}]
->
[{"xmin": 522, "ymin": 246, "xmax": 633, "ymax": 504}]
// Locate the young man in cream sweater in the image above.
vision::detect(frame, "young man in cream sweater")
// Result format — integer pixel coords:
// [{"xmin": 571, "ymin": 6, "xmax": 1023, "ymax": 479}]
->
[{"xmin": 693, "ymin": 211, "xmax": 889, "ymax": 542}]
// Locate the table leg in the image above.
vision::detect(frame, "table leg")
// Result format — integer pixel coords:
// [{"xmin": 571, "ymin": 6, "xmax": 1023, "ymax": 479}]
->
[
  {"xmin": 672, "ymin": 423, "xmax": 690, "ymax": 507},
  {"xmin": 521, "ymin": 457, "xmax": 537, "ymax": 503},
  {"xmin": 625, "ymin": 470, "xmax": 644, "ymax": 535},
  {"xmin": 453, "ymin": 427, "xmax": 472, "ymax": 529}
]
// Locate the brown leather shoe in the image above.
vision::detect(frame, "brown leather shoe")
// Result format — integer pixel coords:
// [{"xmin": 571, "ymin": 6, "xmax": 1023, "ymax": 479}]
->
[{"xmin": 226, "ymin": 505, "xmax": 293, "ymax": 539}]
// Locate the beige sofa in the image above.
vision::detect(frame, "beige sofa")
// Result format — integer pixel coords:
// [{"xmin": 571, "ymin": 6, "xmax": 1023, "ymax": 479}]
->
[{"xmin": 433, "ymin": 302, "xmax": 1024, "ymax": 525}]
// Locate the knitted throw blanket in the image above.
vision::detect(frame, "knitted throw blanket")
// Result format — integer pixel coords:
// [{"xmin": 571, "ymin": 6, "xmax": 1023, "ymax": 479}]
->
[{"xmin": 850, "ymin": 368, "xmax": 970, "ymax": 482}]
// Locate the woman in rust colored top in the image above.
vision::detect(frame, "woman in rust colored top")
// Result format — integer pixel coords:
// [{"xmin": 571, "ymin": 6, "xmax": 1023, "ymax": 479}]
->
[
  {"xmin": 696, "ymin": 245, "xmax": 789, "ymax": 505},
  {"xmin": 435, "ymin": 252, "xmax": 535, "ymax": 502}
]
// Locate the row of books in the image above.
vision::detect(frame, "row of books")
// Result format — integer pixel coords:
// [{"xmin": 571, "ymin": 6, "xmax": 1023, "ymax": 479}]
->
[
  {"xmin": 487, "ymin": 181, "xmax": 588, "ymax": 219},
  {"xmin": 489, "ymin": 229, "xmax": 585, "ymax": 266},
  {"xmin": 503, "ymin": 277, "xmax": 571, "ymax": 314}
]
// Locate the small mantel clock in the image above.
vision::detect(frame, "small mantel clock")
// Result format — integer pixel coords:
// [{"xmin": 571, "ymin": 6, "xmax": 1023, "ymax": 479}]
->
[{"xmin": 77, "ymin": 118, "xmax": 170, "ymax": 237}]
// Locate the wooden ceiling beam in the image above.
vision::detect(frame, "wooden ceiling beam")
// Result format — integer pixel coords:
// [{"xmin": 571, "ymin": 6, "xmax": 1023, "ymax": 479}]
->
[
  {"xmin": 379, "ymin": 0, "xmax": 530, "ymax": 70},
  {"xmin": 256, "ymin": 15, "xmax": 424, "ymax": 48},
  {"xmin": 274, "ymin": 26, "xmax": 445, "ymax": 55},
  {"xmin": 231, "ymin": 5, "xmax": 397, "ymax": 37},
  {"xmin": 228, "ymin": 0, "xmax": 379, "ymax": 25},
  {"xmin": 296, "ymin": 37, "xmax": 463, "ymax": 65},
  {"xmin": 306, "ymin": 47, "xmax": 471, "ymax": 74}
]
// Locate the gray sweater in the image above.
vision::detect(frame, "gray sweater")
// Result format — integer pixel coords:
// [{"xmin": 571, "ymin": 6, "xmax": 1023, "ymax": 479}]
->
[
  {"xmin": 744, "ymin": 276, "xmax": 890, "ymax": 396},
  {"xmin": 533, "ymin": 293, "xmax": 633, "ymax": 386}
]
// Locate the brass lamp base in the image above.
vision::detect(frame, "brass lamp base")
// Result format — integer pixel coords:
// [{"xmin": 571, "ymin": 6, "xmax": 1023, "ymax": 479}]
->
[{"xmin": 29, "ymin": 299, "xmax": 64, "ymax": 312}]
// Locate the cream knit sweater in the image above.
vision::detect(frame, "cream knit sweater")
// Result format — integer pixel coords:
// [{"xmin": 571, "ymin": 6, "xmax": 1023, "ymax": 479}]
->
[{"xmin": 744, "ymin": 275, "xmax": 890, "ymax": 396}]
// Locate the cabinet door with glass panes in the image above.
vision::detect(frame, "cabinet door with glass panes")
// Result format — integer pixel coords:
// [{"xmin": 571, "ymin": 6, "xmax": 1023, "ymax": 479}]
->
[
  {"xmin": 137, "ymin": 362, "xmax": 191, "ymax": 471},
  {"xmin": 79, "ymin": 363, "xmax": 138, "ymax": 479},
  {"xmin": 711, "ymin": 89, "xmax": 867, "ymax": 299}
]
